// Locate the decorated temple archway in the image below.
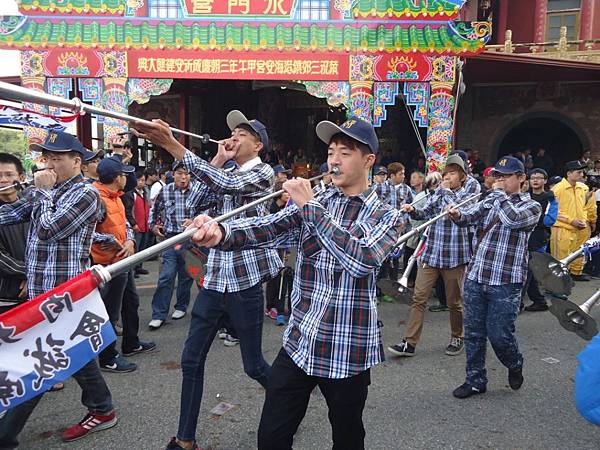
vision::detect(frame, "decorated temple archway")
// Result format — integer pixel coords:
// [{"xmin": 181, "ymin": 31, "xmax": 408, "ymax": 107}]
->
[{"xmin": 0, "ymin": 0, "xmax": 491, "ymax": 171}]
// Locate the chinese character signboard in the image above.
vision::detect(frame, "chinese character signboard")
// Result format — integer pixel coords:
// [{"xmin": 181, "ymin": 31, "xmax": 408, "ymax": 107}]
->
[{"xmin": 184, "ymin": 0, "xmax": 297, "ymax": 16}]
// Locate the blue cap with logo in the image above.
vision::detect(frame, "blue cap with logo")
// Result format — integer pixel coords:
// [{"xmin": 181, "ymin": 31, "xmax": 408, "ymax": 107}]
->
[
  {"xmin": 226, "ymin": 110, "xmax": 269, "ymax": 152},
  {"xmin": 315, "ymin": 116, "xmax": 379, "ymax": 154},
  {"xmin": 97, "ymin": 156, "xmax": 135, "ymax": 179},
  {"xmin": 30, "ymin": 130, "xmax": 95, "ymax": 160},
  {"xmin": 374, "ymin": 165, "xmax": 388, "ymax": 175},
  {"xmin": 492, "ymin": 156, "xmax": 525, "ymax": 175},
  {"xmin": 319, "ymin": 163, "xmax": 329, "ymax": 174}
]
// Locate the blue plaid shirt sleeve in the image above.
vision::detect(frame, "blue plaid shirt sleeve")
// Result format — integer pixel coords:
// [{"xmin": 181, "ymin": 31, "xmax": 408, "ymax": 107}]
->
[
  {"xmin": 182, "ymin": 150, "xmax": 273, "ymax": 196},
  {"xmin": 301, "ymin": 200, "xmax": 404, "ymax": 278},
  {"xmin": 495, "ymin": 192, "xmax": 542, "ymax": 229},
  {"xmin": 186, "ymin": 180, "xmax": 219, "ymax": 214},
  {"xmin": 0, "ymin": 196, "xmax": 32, "ymax": 225},
  {"xmin": 34, "ymin": 185, "xmax": 99, "ymax": 241},
  {"xmin": 221, "ymin": 206, "xmax": 303, "ymax": 250}
]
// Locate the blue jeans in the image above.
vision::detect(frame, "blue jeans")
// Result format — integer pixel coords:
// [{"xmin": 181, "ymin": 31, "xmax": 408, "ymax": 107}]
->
[
  {"xmin": 151, "ymin": 249, "xmax": 194, "ymax": 320},
  {"xmin": 177, "ymin": 284, "xmax": 271, "ymax": 441},
  {"xmin": 463, "ymin": 279, "xmax": 523, "ymax": 389},
  {"xmin": 0, "ymin": 359, "xmax": 112, "ymax": 450}
]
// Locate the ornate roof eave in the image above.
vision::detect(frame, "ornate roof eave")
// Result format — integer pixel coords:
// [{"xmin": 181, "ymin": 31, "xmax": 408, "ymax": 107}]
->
[
  {"xmin": 17, "ymin": 0, "xmax": 468, "ymax": 20},
  {"xmin": 0, "ymin": 17, "xmax": 491, "ymax": 55}
]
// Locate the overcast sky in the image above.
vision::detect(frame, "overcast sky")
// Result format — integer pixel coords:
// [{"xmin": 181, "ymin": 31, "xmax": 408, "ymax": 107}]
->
[{"xmin": 0, "ymin": 1, "xmax": 22, "ymax": 77}]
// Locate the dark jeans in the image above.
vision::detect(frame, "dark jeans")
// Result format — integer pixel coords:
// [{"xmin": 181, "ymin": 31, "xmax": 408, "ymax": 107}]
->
[
  {"xmin": 0, "ymin": 359, "xmax": 113, "ymax": 450},
  {"xmin": 121, "ymin": 270, "xmax": 141, "ymax": 353},
  {"xmin": 522, "ymin": 256, "xmax": 547, "ymax": 306},
  {"xmin": 177, "ymin": 284, "xmax": 270, "ymax": 441},
  {"xmin": 98, "ymin": 272, "xmax": 128, "ymax": 365},
  {"xmin": 463, "ymin": 279, "xmax": 523, "ymax": 389},
  {"xmin": 134, "ymin": 231, "xmax": 153, "ymax": 270},
  {"xmin": 403, "ymin": 246, "xmax": 418, "ymax": 284},
  {"xmin": 265, "ymin": 268, "xmax": 293, "ymax": 313},
  {"xmin": 151, "ymin": 248, "xmax": 194, "ymax": 321},
  {"xmin": 258, "ymin": 348, "xmax": 370, "ymax": 450}
]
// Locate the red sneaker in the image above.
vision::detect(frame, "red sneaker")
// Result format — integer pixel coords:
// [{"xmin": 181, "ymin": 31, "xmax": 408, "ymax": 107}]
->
[{"xmin": 62, "ymin": 410, "xmax": 118, "ymax": 442}]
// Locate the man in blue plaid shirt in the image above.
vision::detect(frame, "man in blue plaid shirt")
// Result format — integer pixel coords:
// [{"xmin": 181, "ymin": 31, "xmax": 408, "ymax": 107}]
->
[
  {"xmin": 188, "ymin": 117, "xmax": 404, "ymax": 450},
  {"xmin": 133, "ymin": 110, "xmax": 282, "ymax": 450},
  {"xmin": 147, "ymin": 162, "xmax": 196, "ymax": 330},
  {"xmin": 388, "ymin": 154, "xmax": 479, "ymax": 359},
  {"xmin": 448, "ymin": 156, "xmax": 541, "ymax": 399},
  {"xmin": 0, "ymin": 131, "xmax": 116, "ymax": 446}
]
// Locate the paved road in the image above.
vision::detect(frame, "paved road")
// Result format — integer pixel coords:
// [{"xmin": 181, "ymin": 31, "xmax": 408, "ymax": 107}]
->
[{"xmin": 17, "ymin": 261, "xmax": 600, "ymax": 449}]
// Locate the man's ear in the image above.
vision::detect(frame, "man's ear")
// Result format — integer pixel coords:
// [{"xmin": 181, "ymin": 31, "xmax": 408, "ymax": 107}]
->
[{"xmin": 365, "ymin": 153, "xmax": 376, "ymax": 168}]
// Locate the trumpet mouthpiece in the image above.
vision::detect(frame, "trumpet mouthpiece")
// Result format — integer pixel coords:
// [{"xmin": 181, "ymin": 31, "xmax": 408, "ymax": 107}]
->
[{"xmin": 330, "ymin": 166, "xmax": 341, "ymax": 176}]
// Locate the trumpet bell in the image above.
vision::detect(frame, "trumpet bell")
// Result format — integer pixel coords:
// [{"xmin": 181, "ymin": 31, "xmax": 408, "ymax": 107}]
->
[
  {"xmin": 530, "ymin": 252, "xmax": 574, "ymax": 296},
  {"xmin": 550, "ymin": 298, "xmax": 598, "ymax": 341}
]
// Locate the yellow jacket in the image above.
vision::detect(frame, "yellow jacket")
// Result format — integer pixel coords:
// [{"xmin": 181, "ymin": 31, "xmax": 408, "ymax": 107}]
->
[
  {"xmin": 585, "ymin": 190, "xmax": 597, "ymax": 225},
  {"xmin": 552, "ymin": 178, "xmax": 589, "ymax": 230}
]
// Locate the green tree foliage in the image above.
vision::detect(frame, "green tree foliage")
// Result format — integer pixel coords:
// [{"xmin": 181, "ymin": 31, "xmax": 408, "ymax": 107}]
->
[{"xmin": 0, "ymin": 128, "xmax": 28, "ymax": 158}]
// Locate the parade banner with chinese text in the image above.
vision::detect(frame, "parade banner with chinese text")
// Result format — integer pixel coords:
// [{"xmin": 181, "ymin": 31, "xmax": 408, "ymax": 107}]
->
[
  {"xmin": 127, "ymin": 50, "xmax": 349, "ymax": 80},
  {"xmin": 0, "ymin": 271, "xmax": 115, "ymax": 413}
]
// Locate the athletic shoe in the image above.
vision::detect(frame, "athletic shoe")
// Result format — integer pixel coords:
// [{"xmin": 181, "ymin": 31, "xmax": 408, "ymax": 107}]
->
[
  {"xmin": 445, "ymin": 337, "xmax": 464, "ymax": 356},
  {"xmin": 265, "ymin": 308, "xmax": 277, "ymax": 320},
  {"xmin": 172, "ymin": 310, "xmax": 186, "ymax": 320},
  {"xmin": 387, "ymin": 340, "xmax": 415, "ymax": 357},
  {"xmin": 452, "ymin": 383, "xmax": 486, "ymax": 399},
  {"xmin": 429, "ymin": 304, "xmax": 449, "ymax": 312},
  {"xmin": 217, "ymin": 328, "xmax": 228, "ymax": 339},
  {"xmin": 223, "ymin": 335, "xmax": 239, "ymax": 347},
  {"xmin": 136, "ymin": 268, "xmax": 150, "ymax": 275},
  {"xmin": 524, "ymin": 303, "xmax": 549, "ymax": 312},
  {"xmin": 100, "ymin": 356, "xmax": 137, "ymax": 373},
  {"xmin": 276, "ymin": 314, "xmax": 287, "ymax": 326},
  {"xmin": 165, "ymin": 437, "xmax": 200, "ymax": 449},
  {"xmin": 572, "ymin": 273, "xmax": 591, "ymax": 281},
  {"xmin": 378, "ymin": 294, "xmax": 395, "ymax": 303},
  {"xmin": 62, "ymin": 410, "xmax": 118, "ymax": 442},
  {"xmin": 148, "ymin": 319, "xmax": 164, "ymax": 330},
  {"xmin": 122, "ymin": 341, "xmax": 157, "ymax": 357},
  {"xmin": 508, "ymin": 367, "xmax": 524, "ymax": 390}
]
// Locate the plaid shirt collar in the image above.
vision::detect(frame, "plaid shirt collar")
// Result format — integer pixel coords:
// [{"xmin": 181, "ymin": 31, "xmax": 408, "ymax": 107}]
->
[{"xmin": 238, "ymin": 156, "xmax": 262, "ymax": 172}]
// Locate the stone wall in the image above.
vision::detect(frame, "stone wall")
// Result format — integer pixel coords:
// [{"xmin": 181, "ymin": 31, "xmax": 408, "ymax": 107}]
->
[{"xmin": 456, "ymin": 81, "xmax": 600, "ymax": 165}]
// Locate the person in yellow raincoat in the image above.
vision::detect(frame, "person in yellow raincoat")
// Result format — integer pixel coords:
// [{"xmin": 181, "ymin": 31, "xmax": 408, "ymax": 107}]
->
[{"xmin": 551, "ymin": 160, "xmax": 595, "ymax": 280}]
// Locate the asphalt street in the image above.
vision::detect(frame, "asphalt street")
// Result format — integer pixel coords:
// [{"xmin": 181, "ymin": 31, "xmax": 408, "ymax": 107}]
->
[{"xmin": 16, "ymin": 261, "xmax": 600, "ymax": 450}]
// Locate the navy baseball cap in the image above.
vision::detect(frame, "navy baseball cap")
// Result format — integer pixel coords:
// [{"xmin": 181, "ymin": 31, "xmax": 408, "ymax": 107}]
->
[
  {"xmin": 31, "ymin": 130, "xmax": 95, "ymax": 160},
  {"xmin": 97, "ymin": 156, "xmax": 135, "ymax": 179},
  {"xmin": 319, "ymin": 163, "xmax": 329, "ymax": 174},
  {"xmin": 273, "ymin": 164, "xmax": 291, "ymax": 175},
  {"xmin": 316, "ymin": 116, "xmax": 379, "ymax": 154},
  {"xmin": 492, "ymin": 156, "xmax": 525, "ymax": 175},
  {"xmin": 172, "ymin": 161, "xmax": 189, "ymax": 171},
  {"xmin": 529, "ymin": 168, "xmax": 548, "ymax": 179},
  {"xmin": 226, "ymin": 110, "xmax": 269, "ymax": 152},
  {"xmin": 374, "ymin": 165, "xmax": 388, "ymax": 175},
  {"xmin": 565, "ymin": 160, "xmax": 587, "ymax": 171}
]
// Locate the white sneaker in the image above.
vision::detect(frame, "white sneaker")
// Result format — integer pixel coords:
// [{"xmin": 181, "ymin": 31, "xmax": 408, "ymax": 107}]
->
[
  {"xmin": 217, "ymin": 328, "xmax": 228, "ymax": 339},
  {"xmin": 223, "ymin": 335, "xmax": 239, "ymax": 347},
  {"xmin": 171, "ymin": 310, "xmax": 186, "ymax": 320},
  {"xmin": 148, "ymin": 319, "xmax": 163, "ymax": 330}
]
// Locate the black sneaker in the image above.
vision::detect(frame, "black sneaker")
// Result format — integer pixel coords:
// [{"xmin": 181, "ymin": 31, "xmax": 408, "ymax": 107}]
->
[
  {"xmin": 100, "ymin": 356, "xmax": 137, "ymax": 373},
  {"xmin": 165, "ymin": 437, "xmax": 200, "ymax": 450},
  {"xmin": 572, "ymin": 274, "xmax": 591, "ymax": 281},
  {"xmin": 136, "ymin": 268, "xmax": 150, "ymax": 275},
  {"xmin": 452, "ymin": 383, "xmax": 486, "ymax": 399},
  {"xmin": 508, "ymin": 368, "xmax": 524, "ymax": 390},
  {"xmin": 122, "ymin": 341, "xmax": 157, "ymax": 357},
  {"xmin": 387, "ymin": 340, "xmax": 415, "ymax": 357},
  {"xmin": 524, "ymin": 303, "xmax": 548, "ymax": 312},
  {"xmin": 445, "ymin": 337, "xmax": 464, "ymax": 356}
]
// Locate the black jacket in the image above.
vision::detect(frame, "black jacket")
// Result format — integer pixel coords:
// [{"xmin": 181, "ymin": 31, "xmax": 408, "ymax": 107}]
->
[{"xmin": 0, "ymin": 196, "xmax": 29, "ymax": 303}]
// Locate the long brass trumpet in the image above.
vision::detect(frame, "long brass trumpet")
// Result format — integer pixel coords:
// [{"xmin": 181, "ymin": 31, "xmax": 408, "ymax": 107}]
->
[
  {"xmin": 0, "ymin": 81, "xmax": 219, "ymax": 145},
  {"xmin": 94, "ymin": 167, "xmax": 340, "ymax": 282},
  {"xmin": 550, "ymin": 289, "xmax": 600, "ymax": 341},
  {"xmin": 395, "ymin": 193, "xmax": 481, "ymax": 246}
]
